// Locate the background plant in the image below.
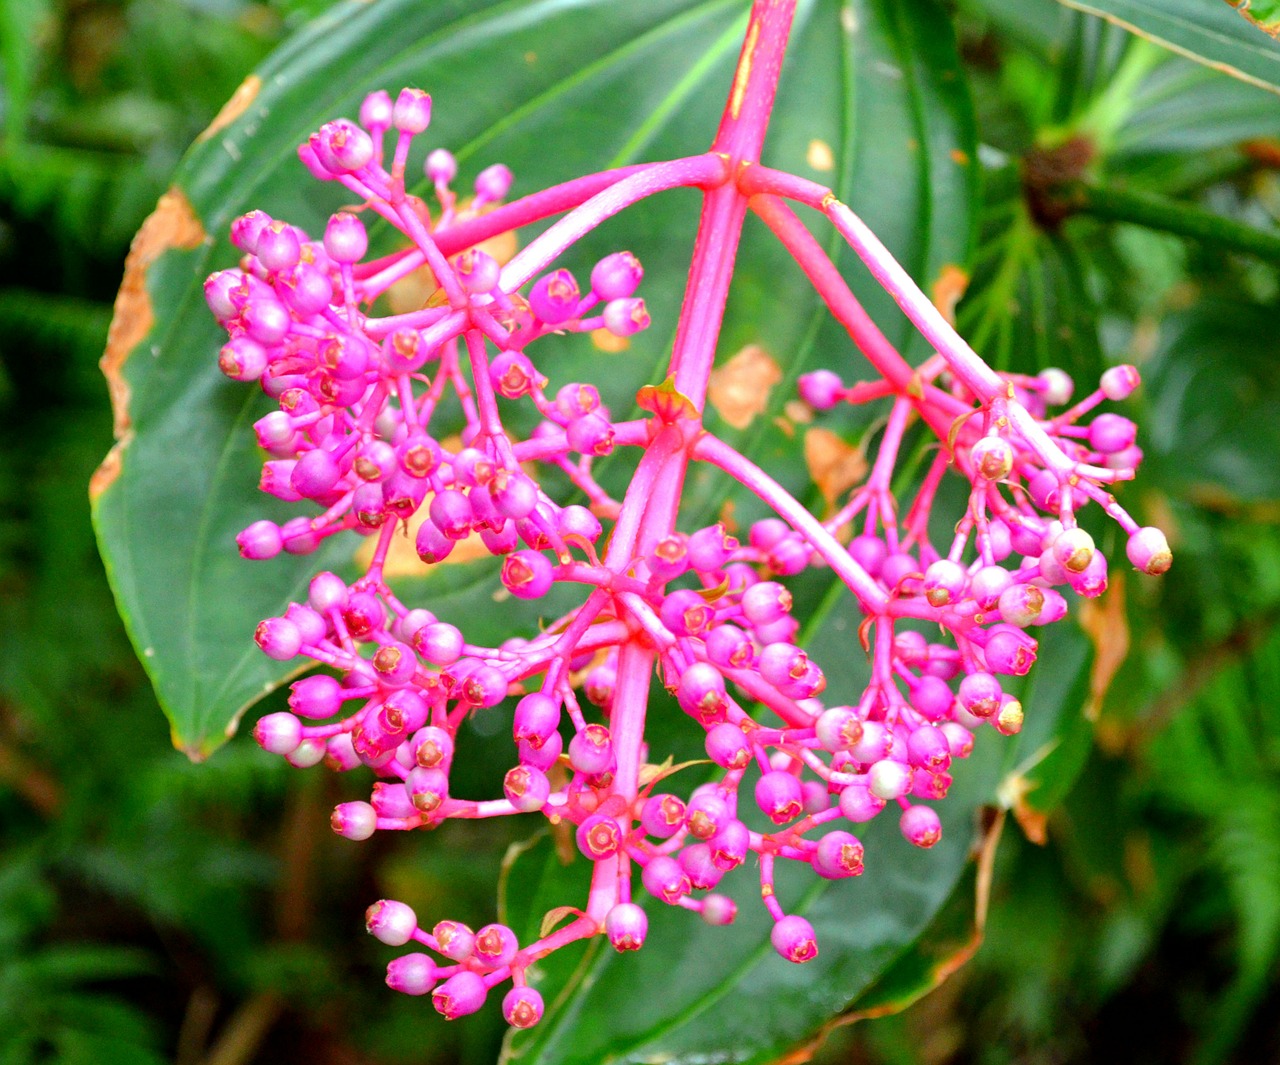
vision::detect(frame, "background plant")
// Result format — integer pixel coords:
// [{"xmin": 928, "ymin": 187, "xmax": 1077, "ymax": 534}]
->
[{"xmin": 3, "ymin": 1, "xmax": 1279, "ymax": 1063}]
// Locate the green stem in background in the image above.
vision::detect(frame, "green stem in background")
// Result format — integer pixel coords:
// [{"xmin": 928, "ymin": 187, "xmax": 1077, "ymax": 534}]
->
[{"xmin": 1063, "ymin": 180, "xmax": 1280, "ymax": 262}]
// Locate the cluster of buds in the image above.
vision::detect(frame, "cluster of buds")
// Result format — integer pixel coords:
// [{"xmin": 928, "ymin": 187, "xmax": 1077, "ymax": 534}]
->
[{"xmin": 208, "ymin": 6, "xmax": 1169, "ymax": 1030}]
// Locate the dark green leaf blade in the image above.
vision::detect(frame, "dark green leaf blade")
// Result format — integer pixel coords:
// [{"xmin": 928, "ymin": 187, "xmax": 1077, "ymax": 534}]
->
[
  {"xmin": 1054, "ymin": 0, "xmax": 1280, "ymax": 93},
  {"xmin": 93, "ymin": 0, "xmax": 978, "ymax": 756}
]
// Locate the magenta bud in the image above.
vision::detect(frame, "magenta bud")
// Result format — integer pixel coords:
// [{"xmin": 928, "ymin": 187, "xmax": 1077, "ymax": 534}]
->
[
  {"xmin": 755, "ymin": 770, "xmax": 803, "ymax": 824},
  {"xmin": 425, "ymin": 147, "xmax": 457, "ymax": 184},
  {"xmin": 1067, "ymin": 549, "xmax": 1108, "ymax": 598},
  {"xmin": 218, "ymin": 336, "xmax": 269, "ymax": 382},
  {"xmin": 1088, "ymin": 413, "xmax": 1137, "ymax": 454},
  {"xmin": 958, "ymin": 671, "xmax": 1002, "ymax": 718},
  {"xmin": 922, "ymin": 559, "xmax": 967, "ymax": 607},
  {"xmin": 365, "ymin": 899, "xmax": 418, "ymax": 945},
  {"xmin": 288, "ymin": 674, "xmax": 343, "ymax": 719},
  {"xmin": 838, "ymin": 783, "xmax": 886, "ymax": 822},
  {"xmin": 970, "ymin": 565, "xmax": 1013, "ymax": 610},
  {"xmin": 797, "ymin": 369, "xmax": 845, "ymax": 410},
  {"xmin": 984, "ymin": 625, "xmax": 1038, "ymax": 676},
  {"xmin": 1100, "ymin": 363, "xmax": 1140, "ymax": 400},
  {"xmin": 1126, "ymin": 526, "xmax": 1172, "ymax": 575},
  {"xmin": 591, "ymin": 251, "xmax": 643, "ymax": 300},
  {"xmin": 501, "ymin": 550, "xmax": 553, "ymax": 599},
  {"xmin": 433, "ymin": 920, "xmax": 475, "ymax": 961},
  {"xmin": 559, "ymin": 504, "xmax": 602, "ymax": 543},
  {"xmin": 815, "ymin": 707, "xmax": 863, "ymax": 752},
  {"xmin": 706, "ymin": 624, "xmax": 754, "ymax": 670},
  {"xmin": 701, "ymin": 894, "xmax": 737, "ymax": 926},
  {"xmin": 386, "ymin": 953, "xmax": 437, "ymax": 996},
  {"xmin": 971, "ymin": 435, "xmax": 1014, "ymax": 481},
  {"xmin": 771, "ymin": 914, "xmax": 818, "ymax": 963},
  {"xmin": 503, "ymin": 765, "xmax": 550, "ymax": 812},
  {"xmin": 392, "ymin": 87, "xmax": 432, "ymax": 133},
  {"xmin": 432, "ymin": 971, "xmax": 486, "ymax": 1020},
  {"xmin": 812, "ymin": 830, "xmax": 865, "ymax": 879},
  {"xmin": 998, "ymin": 583, "xmax": 1045, "ymax": 627},
  {"xmin": 502, "ymin": 986, "xmax": 544, "ymax": 1029},
  {"xmin": 641, "ymin": 855, "xmax": 690, "ymax": 904},
  {"xmin": 742, "ymin": 581, "xmax": 792, "ymax": 625},
  {"xmin": 308, "ymin": 571, "xmax": 348, "ymax": 612},
  {"xmin": 253, "ymin": 711, "xmax": 302, "ymax": 755},
  {"xmin": 406, "ymin": 766, "xmax": 449, "ymax": 814},
  {"xmin": 1051, "ymin": 527, "xmax": 1095, "ymax": 574},
  {"xmin": 640, "ymin": 793, "xmax": 685, "ymax": 839},
  {"xmin": 517, "ymin": 730, "xmax": 562, "ymax": 772},
  {"xmin": 685, "ymin": 791, "xmax": 731, "ymax": 841},
  {"xmin": 236, "ymin": 520, "xmax": 282, "ymax": 560},
  {"xmin": 676, "ymin": 662, "xmax": 728, "ymax": 724},
  {"xmin": 576, "ymin": 814, "xmax": 623, "ymax": 861},
  {"xmin": 1039, "ymin": 367, "xmax": 1074, "ymax": 406},
  {"xmin": 900, "ymin": 804, "xmax": 943, "ymax": 848},
  {"xmin": 680, "ymin": 843, "xmax": 724, "ymax": 890},
  {"xmin": 907, "ymin": 725, "xmax": 951, "ymax": 772},
  {"xmin": 868, "ymin": 759, "xmax": 912, "ymax": 801},
  {"xmin": 359, "ymin": 89, "xmax": 393, "ymax": 131},
  {"xmin": 254, "ymin": 617, "xmax": 302, "ymax": 660},
  {"xmin": 473, "ymin": 923, "xmax": 519, "ymax": 968},
  {"xmin": 324, "ymin": 212, "xmax": 368, "ymax": 264},
  {"xmin": 708, "ymin": 819, "xmax": 749, "ymax": 870},
  {"xmin": 330, "ymin": 800, "xmax": 376, "ymax": 840},
  {"xmin": 705, "ymin": 722, "xmax": 753, "ymax": 770},
  {"xmin": 456, "ymin": 248, "xmax": 501, "ymax": 294},
  {"xmin": 603, "ymin": 298, "xmax": 650, "ymax": 336},
  {"xmin": 513, "ymin": 694, "xmax": 560, "ymax": 748},
  {"xmin": 529, "ymin": 268, "xmax": 581, "ymax": 324},
  {"xmin": 474, "ymin": 162, "xmax": 513, "ymax": 202},
  {"xmin": 568, "ymin": 723, "xmax": 615, "ymax": 777},
  {"xmin": 605, "ymin": 902, "xmax": 648, "ymax": 951}
]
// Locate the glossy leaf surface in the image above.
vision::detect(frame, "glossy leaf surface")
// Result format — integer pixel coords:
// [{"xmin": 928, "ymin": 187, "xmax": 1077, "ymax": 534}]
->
[{"xmin": 92, "ymin": 0, "xmax": 978, "ymax": 756}]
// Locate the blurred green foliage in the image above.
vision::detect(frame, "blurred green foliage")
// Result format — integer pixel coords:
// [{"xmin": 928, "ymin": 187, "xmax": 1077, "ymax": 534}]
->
[{"xmin": 1, "ymin": 0, "xmax": 1279, "ymax": 1062}]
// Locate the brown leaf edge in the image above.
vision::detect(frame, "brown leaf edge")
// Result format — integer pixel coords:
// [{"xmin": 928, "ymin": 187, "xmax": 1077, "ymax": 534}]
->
[
  {"xmin": 1225, "ymin": 0, "xmax": 1280, "ymax": 39},
  {"xmin": 770, "ymin": 807, "xmax": 1006, "ymax": 1065},
  {"xmin": 90, "ymin": 187, "xmax": 207, "ymax": 503}
]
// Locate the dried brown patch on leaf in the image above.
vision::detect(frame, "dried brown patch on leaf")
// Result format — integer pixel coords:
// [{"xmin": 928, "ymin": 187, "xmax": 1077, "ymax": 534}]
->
[
  {"xmin": 197, "ymin": 74, "xmax": 262, "ymax": 142},
  {"xmin": 1079, "ymin": 568, "xmax": 1130, "ymax": 721},
  {"xmin": 804, "ymin": 427, "xmax": 867, "ymax": 511},
  {"xmin": 1227, "ymin": 0, "xmax": 1280, "ymax": 38},
  {"xmin": 931, "ymin": 263, "xmax": 969, "ymax": 327},
  {"xmin": 707, "ymin": 344, "xmax": 781, "ymax": 429},
  {"xmin": 92, "ymin": 187, "xmax": 206, "ymax": 502}
]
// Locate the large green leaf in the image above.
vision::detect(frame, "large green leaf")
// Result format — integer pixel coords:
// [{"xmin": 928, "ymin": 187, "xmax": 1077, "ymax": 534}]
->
[
  {"xmin": 496, "ymin": 622, "xmax": 1092, "ymax": 1064},
  {"xmin": 93, "ymin": 0, "xmax": 979, "ymax": 756},
  {"xmin": 1054, "ymin": 0, "xmax": 1280, "ymax": 93}
]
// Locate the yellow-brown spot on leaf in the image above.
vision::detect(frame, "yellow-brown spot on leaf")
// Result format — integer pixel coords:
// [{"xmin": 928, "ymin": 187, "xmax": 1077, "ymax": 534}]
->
[
  {"xmin": 931, "ymin": 263, "xmax": 969, "ymax": 327},
  {"xmin": 197, "ymin": 75, "xmax": 261, "ymax": 142},
  {"xmin": 784, "ymin": 399, "xmax": 812, "ymax": 425},
  {"xmin": 804, "ymin": 427, "xmax": 867, "ymax": 511},
  {"xmin": 707, "ymin": 344, "xmax": 781, "ymax": 429},
  {"xmin": 388, "ymin": 209, "xmax": 518, "ymax": 314},
  {"xmin": 950, "ymin": 147, "xmax": 971, "ymax": 166},
  {"xmin": 591, "ymin": 327, "xmax": 630, "ymax": 353},
  {"xmin": 92, "ymin": 187, "xmax": 206, "ymax": 503},
  {"xmin": 806, "ymin": 138, "xmax": 835, "ymax": 172},
  {"xmin": 1079, "ymin": 569, "xmax": 1129, "ymax": 721}
]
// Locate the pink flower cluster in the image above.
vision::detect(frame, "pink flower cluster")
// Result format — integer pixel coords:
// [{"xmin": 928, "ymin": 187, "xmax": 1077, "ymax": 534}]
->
[{"xmin": 205, "ymin": 2, "xmax": 1169, "ymax": 1030}]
